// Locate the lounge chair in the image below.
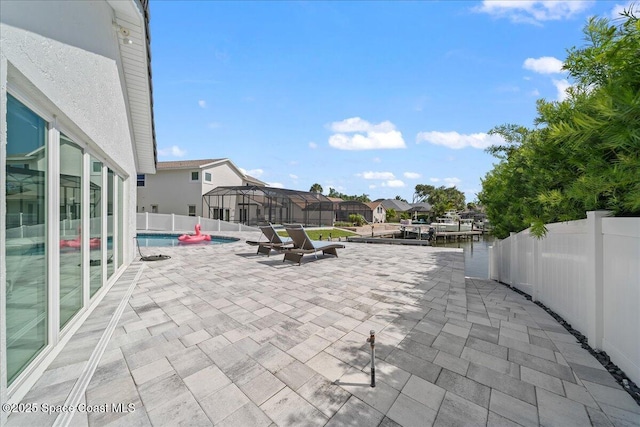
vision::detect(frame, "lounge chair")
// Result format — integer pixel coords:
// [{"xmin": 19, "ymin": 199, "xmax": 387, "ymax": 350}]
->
[
  {"xmin": 283, "ymin": 226, "xmax": 345, "ymax": 265},
  {"xmin": 246, "ymin": 224, "xmax": 294, "ymax": 256}
]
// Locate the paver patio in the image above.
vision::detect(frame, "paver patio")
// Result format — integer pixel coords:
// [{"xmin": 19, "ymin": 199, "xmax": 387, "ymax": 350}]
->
[{"xmin": 7, "ymin": 231, "xmax": 640, "ymax": 426}]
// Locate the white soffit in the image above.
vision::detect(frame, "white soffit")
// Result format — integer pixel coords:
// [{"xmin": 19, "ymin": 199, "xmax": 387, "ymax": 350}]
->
[{"xmin": 108, "ymin": 0, "xmax": 156, "ymax": 174}]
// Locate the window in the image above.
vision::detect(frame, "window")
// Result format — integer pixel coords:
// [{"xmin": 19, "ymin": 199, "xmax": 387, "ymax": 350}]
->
[
  {"xmin": 204, "ymin": 172, "xmax": 212, "ymax": 182},
  {"xmin": 107, "ymin": 169, "xmax": 115, "ymax": 279},
  {"xmin": 6, "ymin": 94, "xmax": 48, "ymax": 385},
  {"xmin": 190, "ymin": 171, "xmax": 199, "ymax": 181},
  {"xmin": 188, "ymin": 205, "xmax": 196, "ymax": 216},
  {"xmin": 151, "ymin": 205, "xmax": 158, "ymax": 213},
  {"xmin": 137, "ymin": 174, "xmax": 145, "ymax": 187},
  {"xmin": 60, "ymin": 135, "xmax": 83, "ymax": 329},
  {"xmin": 5, "ymin": 92, "xmax": 130, "ymax": 390},
  {"xmin": 89, "ymin": 156, "xmax": 103, "ymax": 298}
]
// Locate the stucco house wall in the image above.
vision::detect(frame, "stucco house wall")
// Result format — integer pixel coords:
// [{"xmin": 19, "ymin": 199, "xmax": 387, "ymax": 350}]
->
[
  {"xmin": 138, "ymin": 159, "xmax": 261, "ymax": 218},
  {"xmin": 369, "ymin": 203, "xmax": 386, "ymax": 223},
  {"xmin": 202, "ymin": 163, "xmax": 244, "ymax": 194},
  {"xmin": 1, "ymin": 0, "xmax": 155, "ymax": 412},
  {"xmin": 1, "ymin": 1, "xmax": 140, "ymax": 249},
  {"xmin": 138, "ymin": 169, "xmax": 203, "ymax": 216}
]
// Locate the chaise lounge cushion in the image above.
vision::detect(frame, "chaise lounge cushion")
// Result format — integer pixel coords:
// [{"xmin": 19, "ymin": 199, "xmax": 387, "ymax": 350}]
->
[{"xmin": 283, "ymin": 226, "xmax": 345, "ymax": 265}]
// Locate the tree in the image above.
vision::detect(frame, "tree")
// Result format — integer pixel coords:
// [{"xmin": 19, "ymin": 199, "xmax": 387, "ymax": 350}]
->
[
  {"xmin": 394, "ymin": 195, "xmax": 408, "ymax": 203},
  {"xmin": 479, "ymin": 10, "xmax": 640, "ymax": 238},
  {"xmin": 309, "ymin": 183, "xmax": 323, "ymax": 194},
  {"xmin": 385, "ymin": 208, "xmax": 397, "ymax": 222},
  {"xmin": 414, "ymin": 184, "xmax": 465, "ymax": 218},
  {"xmin": 327, "ymin": 188, "xmax": 371, "ymax": 202},
  {"xmin": 413, "ymin": 184, "xmax": 435, "ymax": 203}
]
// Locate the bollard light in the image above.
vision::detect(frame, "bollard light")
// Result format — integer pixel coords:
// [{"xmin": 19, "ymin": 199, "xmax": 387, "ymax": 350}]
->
[{"xmin": 366, "ymin": 330, "xmax": 376, "ymax": 387}]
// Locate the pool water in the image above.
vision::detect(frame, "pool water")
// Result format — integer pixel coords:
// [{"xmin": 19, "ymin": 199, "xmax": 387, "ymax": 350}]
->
[{"xmin": 136, "ymin": 233, "xmax": 237, "ymax": 247}]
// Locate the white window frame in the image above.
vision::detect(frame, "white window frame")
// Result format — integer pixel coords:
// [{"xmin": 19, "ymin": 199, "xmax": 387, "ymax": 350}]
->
[
  {"xmin": 4, "ymin": 84, "xmax": 130, "ymax": 402},
  {"xmin": 190, "ymin": 170, "xmax": 199, "ymax": 182},
  {"xmin": 137, "ymin": 174, "xmax": 145, "ymax": 187},
  {"xmin": 188, "ymin": 205, "xmax": 196, "ymax": 216},
  {"xmin": 204, "ymin": 171, "xmax": 212, "ymax": 183}
]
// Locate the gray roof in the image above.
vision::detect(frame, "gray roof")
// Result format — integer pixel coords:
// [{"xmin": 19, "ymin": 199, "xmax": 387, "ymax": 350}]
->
[
  {"xmin": 379, "ymin": 199, "xmax": 413, "ymax": 212},
  {"xmin": 408, "ymin": 202, "xmax": 432, "ymax": 212}
]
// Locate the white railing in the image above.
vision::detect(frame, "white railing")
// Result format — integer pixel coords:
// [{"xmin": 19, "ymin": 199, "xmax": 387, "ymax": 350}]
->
[
  {"xmin": 489, "ymin": 211, "xmax": 640, "ymax": 385},
  {"xmin": 136, "ymin": 212, "xmax": 259, "ymax": 233}
]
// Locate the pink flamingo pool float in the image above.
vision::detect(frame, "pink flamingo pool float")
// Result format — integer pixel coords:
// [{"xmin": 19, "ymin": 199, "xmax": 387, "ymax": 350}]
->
[
  {"xmin": 178, "ymin": 224, "xmax": 211, "ymax": 243},
  {"xmin": 60, "ymin": 228, "xmax": 101, "ymax": 249}
]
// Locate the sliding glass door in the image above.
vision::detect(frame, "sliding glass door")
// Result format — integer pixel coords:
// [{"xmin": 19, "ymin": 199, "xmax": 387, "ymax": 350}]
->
[
  {"xmin": 59, "ymin": 135, "xmax": 83, "ymax": 328},
  {"xmin": 5, "ymin": 94, "xmax": 48, "ymax": 384},
  {"xmin": 89, "ymin": 157, "xmax": 103, "ymax": 297}
]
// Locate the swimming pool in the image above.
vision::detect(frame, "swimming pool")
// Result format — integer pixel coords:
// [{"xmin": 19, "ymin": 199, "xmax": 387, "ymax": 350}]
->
[{"xmin": 136, "ymin": 233, "xmax": 238, "ymax": 247}]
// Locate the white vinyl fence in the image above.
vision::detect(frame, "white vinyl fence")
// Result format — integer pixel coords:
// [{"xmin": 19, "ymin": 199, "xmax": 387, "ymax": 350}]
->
[
  {"xmin": 136, "ymin": 212, "xmax": 259, "ymax": 233},
  {"xmin": 489, "ymin": 211, "xmax": 640, "ymax": 385}
]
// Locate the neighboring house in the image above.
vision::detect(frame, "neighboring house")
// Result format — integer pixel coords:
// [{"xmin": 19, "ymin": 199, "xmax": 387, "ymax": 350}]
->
[
  {"xmin": 1, "ymin": 0, "xmax": 155, "ymax": 411},
  {"xmin": 378, "ymin": 199, "xmax": 413, "ymax": 218},
  {"xmin": 136, "ymin": 158, "xmax": 265, "ymax": 217},
  {"xmin": 377, "ymin": 199, "xmax": 431, "ymax": 221},
  {"xmin": 408, "ymin": 202, "xmax": 432, "ymax": 219},
  {"xmin": 366, "ymin": 201, "xmax": 386, "ymax": 223},
  {"xmin": 203, "ymin": 186, "xmax": 335, "ymax": 226},
  {"xmin": 327, "ymin": 198, "xmax": 384, "ymax": 224}
]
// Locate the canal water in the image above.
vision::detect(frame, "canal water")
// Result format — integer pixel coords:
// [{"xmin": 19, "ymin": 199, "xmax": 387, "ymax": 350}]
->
[{"xmin": 432, "ymin": 235, "xmax": 496, "ymax": 278}]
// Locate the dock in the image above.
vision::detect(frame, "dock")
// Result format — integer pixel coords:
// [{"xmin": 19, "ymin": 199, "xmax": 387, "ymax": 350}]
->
[
  {"xmin": 346, "ymin": 236, "xmax": 431, "ymax": 245},
  {"xmin": 432, "ymin": 230, "xmax": 483, "ymax": 242},
  {"xmin": 346, "ymin": 228, "xmax": 483, "ymax": 246}
]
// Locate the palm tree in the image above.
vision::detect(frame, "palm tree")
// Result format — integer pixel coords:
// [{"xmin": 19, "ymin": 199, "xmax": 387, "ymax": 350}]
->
[{"xmin": 309, "ymin": 183, "xmax": 323, "ymax": 194}]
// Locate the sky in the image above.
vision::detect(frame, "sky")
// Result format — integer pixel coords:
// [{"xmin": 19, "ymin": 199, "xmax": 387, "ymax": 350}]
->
[{"xmin": 149, "ymin": 0, "xmax": 635, "ymax": 203}]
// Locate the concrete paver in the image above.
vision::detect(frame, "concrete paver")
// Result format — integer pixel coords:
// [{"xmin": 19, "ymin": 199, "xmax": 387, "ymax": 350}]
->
[{"xmin": 7, "ymin": 231, "xmax": 639, "ymax": 426}]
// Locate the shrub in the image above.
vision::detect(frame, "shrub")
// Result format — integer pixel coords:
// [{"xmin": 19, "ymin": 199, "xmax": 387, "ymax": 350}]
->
[{"xmin": 348, "ymin": 214, "xmax": 366, "ymax": 226}]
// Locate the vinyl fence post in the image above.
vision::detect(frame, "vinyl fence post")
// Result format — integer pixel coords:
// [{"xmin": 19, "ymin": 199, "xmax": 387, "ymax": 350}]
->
[{"xmin": 586, "ymin": 210, "xmax": 610, "ymax": 350}]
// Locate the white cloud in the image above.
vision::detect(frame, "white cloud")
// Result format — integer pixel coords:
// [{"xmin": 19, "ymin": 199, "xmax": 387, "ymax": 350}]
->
[
  {"xmin": 157, "ymin": 145, "xmax": 186, "ymax": 158},
  {"xmin": 369, "ymin": 184, "xmax": 377, "ymax": 189},
  {"xmin": 382, "ymin": 180, "xmax": 406, "ymax": 188},
  {"xmin": 240, "ymin": 168, "xmax": 264, "ymax": 178},
  {"xmin": 553, "ymin": 79, "xmax": 571, "ymax": 101},
  {"xmin": 523, "ymin": 57, "xmax": 564, "ymax": 74},
  {"xmin": 443, "ymin": 177, "xmax": 462, "ymax": 187},
  {"xmin": 404, "ymin": 172, "xmax": 421, "ymax": 179},
  {"xmin": 328, "ymin": 117, "xmax": 406, "ymax": 150},
  {"xmin": 416, "ymin": 131, "xmax": 506, "ymax": 150},
  {"xmin": 428, "ymin": 177, "xmax": 461, "ymax": 187},
  {"xmin": 289, "ymin": 174, "xmax": 298, "ymax": 180},
  {"xmin": 359, "ymin": 171, "xmax": 395, "ymax": 180},
  {"xmin": 198, "ymin": 100, "xmax": 207, "ymax": 108},
  {"xmin": 476, "ymin": 1, "xmax": 592, "ymax": 24},
  {"xmin": 372, "ymin": 157, "xmax": 381, "ymax": 163},
  {"xmin": 530, "ymin": 89, "xmax": 541, "ymax": 97},
  {"xmin": 268, "ymin": 182, "xmax": 284, "ymax": 188},
  {"xmin": 329, "ymin": 117, "xmax": 395, "ymax": 133},
  {"xmin": 309, "ymin": 142, "xmax": 317, "ymax": 149}
]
